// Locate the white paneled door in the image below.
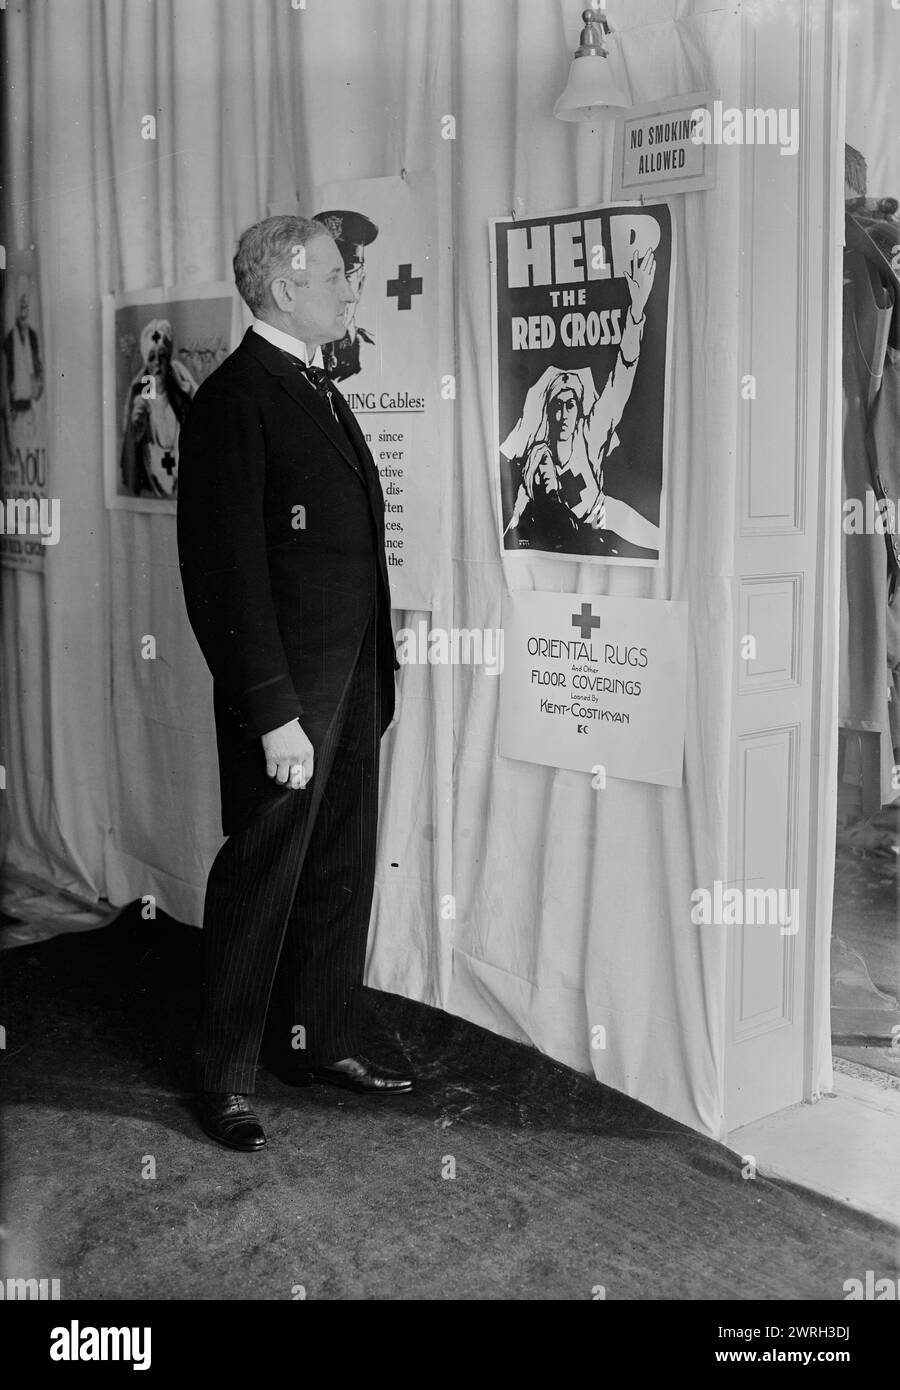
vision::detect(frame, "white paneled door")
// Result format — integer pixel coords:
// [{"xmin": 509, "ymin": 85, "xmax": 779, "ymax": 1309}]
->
[{"xmin": 725, "ymin": 0, "xmax": 845, "ymax": 1129}]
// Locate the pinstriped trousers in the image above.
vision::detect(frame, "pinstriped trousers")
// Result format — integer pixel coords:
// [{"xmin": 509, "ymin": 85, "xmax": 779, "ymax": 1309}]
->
[{"xmin": 194, "ymin": 611, "xmax": 381, "ymax": 1094}]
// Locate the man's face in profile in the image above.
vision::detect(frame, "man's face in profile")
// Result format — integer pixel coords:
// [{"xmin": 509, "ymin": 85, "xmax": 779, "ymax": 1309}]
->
[
  {"xmin": 291, "ymin": 234, "xmax": 357, "ymax": 346},
  {"xmin": 549, "ymin": 391, "xmax": 578, "ymax": 444},
  {"xmin": 16, "ymin": 290, "xmax": 30, "ymax": 329}
]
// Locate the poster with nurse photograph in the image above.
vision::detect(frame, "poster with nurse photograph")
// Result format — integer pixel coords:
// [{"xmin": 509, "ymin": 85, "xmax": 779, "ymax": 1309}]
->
[
  {"xmin": 103, "ymin": 283, "xmax": 240, "ymax": 513},
  {"xmin": 491, "ymin": 202, "xmax": 674, "ymax": 566}
]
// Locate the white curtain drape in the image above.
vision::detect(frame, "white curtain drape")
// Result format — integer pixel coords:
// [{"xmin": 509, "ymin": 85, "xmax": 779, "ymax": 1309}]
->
[{"xmin": 450, "ymin": 0, "xmax": 740, "ymax": 1137}]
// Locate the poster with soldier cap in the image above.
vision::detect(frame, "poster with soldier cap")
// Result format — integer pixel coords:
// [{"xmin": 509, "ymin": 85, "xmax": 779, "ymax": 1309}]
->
[
  {"xmin": 315, "ymin": 174, "xmax": 442, "ymax": 611},
  {"xmin": 0, "ymin": 248, "xmax": 49, "ymax": 570},
  {"xmin": 103, "ymin": 282, "xmax": 239, "ymax": 513},
  {"xmin": 491, "ymin": 202, "xmax": 674, "ymax": 566}
]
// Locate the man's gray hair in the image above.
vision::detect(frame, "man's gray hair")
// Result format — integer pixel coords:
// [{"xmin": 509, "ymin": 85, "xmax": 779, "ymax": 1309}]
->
[{"xmin": 233, "ymin": 215, "xmax": 330, "ymax": 316}]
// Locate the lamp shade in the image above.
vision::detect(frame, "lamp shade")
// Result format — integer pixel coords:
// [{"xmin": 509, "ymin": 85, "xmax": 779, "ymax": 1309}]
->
[
  {"xmin": 553, "ymin": 8, "xmax": 631, "ymax": 122},
  {"xmin": 553, "ymin": 54, "xmax": 630, "ymax": 122}
]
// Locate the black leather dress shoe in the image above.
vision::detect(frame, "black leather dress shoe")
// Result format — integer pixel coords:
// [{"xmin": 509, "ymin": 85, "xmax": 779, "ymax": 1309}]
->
[
  {"xmin": 298, "ymin": 1055, "xmax": 415, "ymax": 1095},
  {"xmin": 195, "ymin": 1092, "xmax": 267, "ymax": 1150}
]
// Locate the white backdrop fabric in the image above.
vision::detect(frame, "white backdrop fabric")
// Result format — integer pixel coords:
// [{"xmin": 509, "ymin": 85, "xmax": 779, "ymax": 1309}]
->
[
  {"xmin": 4, "ymin": 0, "xmax": 744, "ymax": 1137},
  {"xmin": 450, "ymin": 0, "xmax": 740, "ymax": 1138}
]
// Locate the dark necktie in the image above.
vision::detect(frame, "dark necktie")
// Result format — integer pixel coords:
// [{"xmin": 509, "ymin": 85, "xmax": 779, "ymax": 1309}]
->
[
  {"xmin": 277, "ymin": 349, "xmax": 366, "ymax": 475},
  {"xmin": 298, "ymin": 362, "xmax": 331, "ymax": 396},
  {"xmin": 295, "ymin": 360, "xmax": 342, "ymax": 424}
]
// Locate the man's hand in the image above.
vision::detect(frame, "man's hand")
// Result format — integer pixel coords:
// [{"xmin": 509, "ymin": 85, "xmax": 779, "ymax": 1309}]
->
[{"xmin": 261, "ymin": 719, "xmax": 314, "ymax": 790}]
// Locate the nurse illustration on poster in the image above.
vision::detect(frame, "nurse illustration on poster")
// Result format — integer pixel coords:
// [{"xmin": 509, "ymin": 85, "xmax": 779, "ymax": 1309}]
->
[
  {"xmin": 502, "ymin": 243, "xmax": 661, "ymax": 556},
  {"xmin": 120, "ymin": 319, "xmax": 198, "ymax": 499}
]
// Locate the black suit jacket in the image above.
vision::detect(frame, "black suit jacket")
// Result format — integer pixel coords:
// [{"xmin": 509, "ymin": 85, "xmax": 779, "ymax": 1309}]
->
[{"xmin": 177, "ymin": 328, "xmax": 396, "ymax": 835}]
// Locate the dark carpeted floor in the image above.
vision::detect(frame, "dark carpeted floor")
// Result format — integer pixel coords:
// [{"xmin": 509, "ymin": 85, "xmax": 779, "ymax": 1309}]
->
[{"xmin": 1, "ymin": 905, "xmax": 897, "ymax": 1301}]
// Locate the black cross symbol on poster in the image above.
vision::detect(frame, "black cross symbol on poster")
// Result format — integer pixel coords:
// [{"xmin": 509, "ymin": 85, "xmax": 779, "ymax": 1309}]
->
[
  {"xmin": 571, "ymin": 602, "xmax": 602, "ymax": 640},
  {"xmin": 558, "ymin": 470, "xmax": 587, "ymax": 509},
  {"xmin": 386, "ymin": 264, "xmax": 423, "ymax": 310}
]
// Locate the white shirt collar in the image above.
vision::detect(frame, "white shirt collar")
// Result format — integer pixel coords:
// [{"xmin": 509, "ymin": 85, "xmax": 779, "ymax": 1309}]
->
[{"xmin": 252, "ymin": 318, "xmax": 323, "ymax": 368}]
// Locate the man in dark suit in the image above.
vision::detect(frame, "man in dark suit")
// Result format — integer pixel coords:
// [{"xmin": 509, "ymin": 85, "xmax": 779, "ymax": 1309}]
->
[{"xmin": 177, "ymin": 215, "xmax": 413, "ymax": 1152}]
